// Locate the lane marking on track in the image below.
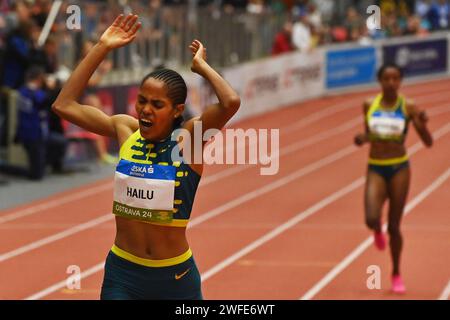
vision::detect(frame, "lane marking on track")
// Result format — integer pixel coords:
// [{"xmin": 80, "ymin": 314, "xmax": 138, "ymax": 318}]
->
[
  {"xmin": 0, "ymin": 183, "xmax": 113, "ymax": 224},
  {"xmin": 3, "ymin": 88, "xmax": 449, "ymax": 223},
  {"xmin": 0, "ymin": 215, "xmax": 112, "ymax": 263},
  {"xmin": 25, "ymin": 263, "xmax": 105, "ymax": 300},
  {"xmin": 24, "ymin": 120, "xmax": 450, "ymax": 300},
  {"xmin": 18, "ymin": 104, "xmax": 450, "ymax": 299},
  {"xmin": 300, "ymin": 168, "xmax": 450, "ymax": 299},
  {"xmin": 199, "ymin": 122, "xmax": 450, "ymax": 283},
  {"xmin": 438, "ymin": 280, "xmax": 450, "ymax": 300}
]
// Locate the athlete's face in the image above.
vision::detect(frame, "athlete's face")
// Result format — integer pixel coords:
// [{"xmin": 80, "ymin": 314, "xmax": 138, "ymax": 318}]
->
[
  {"xmin": 135, "ymin": 78, "xmax": 184, "ymax": 141},
  {"xmin": 379, "ymin": 67, "xmax": 402, "ymax": 95}
]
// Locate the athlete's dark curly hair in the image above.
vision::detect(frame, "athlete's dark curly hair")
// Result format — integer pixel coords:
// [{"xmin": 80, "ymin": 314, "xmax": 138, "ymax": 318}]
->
[
  {"xmin": 377, "ymin": 63, "xmax": 404, "ymax": 80},
  {"xmin": 141, "ymin": 68, "xmax": 187, "ymax": 127}
]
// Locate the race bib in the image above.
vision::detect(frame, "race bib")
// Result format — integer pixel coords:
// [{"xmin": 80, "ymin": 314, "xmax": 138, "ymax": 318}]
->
[
  {"xmin": 113, "ymin": 159, "xmax": 176, "ymax": 223},
  {"xmin": 369, "ymin": 111, "xmax": 406, "ymax": 138}
]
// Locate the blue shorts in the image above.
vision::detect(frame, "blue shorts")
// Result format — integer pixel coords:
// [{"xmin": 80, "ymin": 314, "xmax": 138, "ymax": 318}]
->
[
  {"xmin": 368, "ymin": 161, "xmax": 410, "ymax": 182},
  {"xmin": 100, "ymin": 249, "xmax": 203, "ymax": 300}
]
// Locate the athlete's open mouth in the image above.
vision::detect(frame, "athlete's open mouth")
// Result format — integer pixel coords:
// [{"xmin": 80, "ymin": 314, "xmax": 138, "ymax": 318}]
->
[{"xmin": 140, "ymin": 119, "xmax": 153, "ymax": 127}]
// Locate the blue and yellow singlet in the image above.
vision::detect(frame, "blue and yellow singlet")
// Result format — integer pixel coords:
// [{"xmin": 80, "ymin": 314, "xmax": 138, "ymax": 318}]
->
[
  {"xmin": 112, "ymin": 128, "xmax": 201, "ymax": 227},
  {"xmin": 366, "ymin": 94, "xmax": 410, "ymax": 166}
]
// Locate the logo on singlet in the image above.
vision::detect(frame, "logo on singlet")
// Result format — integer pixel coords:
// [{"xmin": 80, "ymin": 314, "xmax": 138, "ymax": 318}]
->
[{"xmin": 175, "ymin": 268, "xmax": 191, "ymax": 280}]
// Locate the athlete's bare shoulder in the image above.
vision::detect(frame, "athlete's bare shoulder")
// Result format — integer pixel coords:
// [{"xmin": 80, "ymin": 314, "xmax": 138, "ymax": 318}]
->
[{"xmin": 111, "ymin": 114, "xmax": 139, "ymax": 145}]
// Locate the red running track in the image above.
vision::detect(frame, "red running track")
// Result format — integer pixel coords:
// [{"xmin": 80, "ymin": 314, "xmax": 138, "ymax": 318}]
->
[{"xmin": 0, "ymin": 78, "xmax": 449, "ymax": 300}]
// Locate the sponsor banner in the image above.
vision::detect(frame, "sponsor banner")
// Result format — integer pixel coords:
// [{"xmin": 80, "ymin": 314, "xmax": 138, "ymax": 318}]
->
[
  {"xmin": 223, "ymin": 50, "xmax": 325, "ymax": 122},
  {"xmin": 383, "ymin": 38, "xmax": 448, "ymax": 77},
  {"xmin": 326, "ymin": 46, "xmax": 377, "ymax": 89}
]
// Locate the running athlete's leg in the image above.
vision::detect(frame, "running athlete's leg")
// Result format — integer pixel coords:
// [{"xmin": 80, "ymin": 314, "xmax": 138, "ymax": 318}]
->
[
  {"xmin": 387, "ymin": 165, "xmax": 410, "ymax": 276},
  {"xmin": 364, "ymin": 169, "xmax": 388, "ymax": 232}
]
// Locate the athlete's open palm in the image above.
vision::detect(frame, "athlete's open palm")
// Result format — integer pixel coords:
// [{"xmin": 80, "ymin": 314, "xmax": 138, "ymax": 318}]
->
[{"xmin": 100, "ymin": 14, "xmax": 141, "ymax": 50}]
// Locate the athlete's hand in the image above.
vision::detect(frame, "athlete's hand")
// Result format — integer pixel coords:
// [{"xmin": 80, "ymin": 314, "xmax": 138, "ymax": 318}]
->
[
  {"xmin": 189, "ymin": 39, "xmax": 207, "ymax": 74},
  {"xmin": 418, "ymin": 111, "xmax": 429, "ymax": 123},
  {"xmin": 354, "ymin": 133, "xmax": 367, "ymax": 146},
  {"xmin": 99, "ymin": 14, "xmax": 141, "ymax": 50}
]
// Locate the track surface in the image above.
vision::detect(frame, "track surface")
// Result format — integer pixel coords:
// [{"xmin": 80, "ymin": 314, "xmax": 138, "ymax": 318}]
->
[{"xmin": 0, "ymin": 78, "xmax": 449, "ymax": 300}]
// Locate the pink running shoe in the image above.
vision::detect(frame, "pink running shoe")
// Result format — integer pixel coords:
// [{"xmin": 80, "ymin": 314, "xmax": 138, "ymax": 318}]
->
[
  {"xmin": 374, "ymin": 231, "xmax": 386, "ymax": 250},
  {"xmin": 391, "ymin": 275, "xmax": 406, "ymax": 294}
]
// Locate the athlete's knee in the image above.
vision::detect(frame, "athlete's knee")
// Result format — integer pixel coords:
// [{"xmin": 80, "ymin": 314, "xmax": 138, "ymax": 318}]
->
[
  {"xmin": 365, "ymin": 215, "xmax": 379, "ymax": 230},
  {"xmin": 387, "ymin": 224, "xmax": 401, "ymax": 237}
]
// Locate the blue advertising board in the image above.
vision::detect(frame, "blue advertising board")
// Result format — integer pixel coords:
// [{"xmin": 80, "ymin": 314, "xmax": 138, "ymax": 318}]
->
[
  {"xmin": 326, "ymin": 47, "xmax": 377, "ymax": 89},
  {"xmin": 383, "ymin": 38, "xmax": 448, "ymax": 77}
]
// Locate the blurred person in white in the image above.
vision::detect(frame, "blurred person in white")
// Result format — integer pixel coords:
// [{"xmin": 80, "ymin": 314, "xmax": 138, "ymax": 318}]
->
[
  {"xmin": 415, "ymin": 0, "xmax": 433, "ymax": 18},
  {"xmin": 311, "ymin": 0, "xmax": 333, "ymax": 23},
  {"xmin": 292, "ymin": 11, "xmax": 311, "ymax": 53},
  {"xmin": 307, "ymin": 2, "xmax": 321, "ymax": 29},
  {"xmin": 247, "ymin": 0, "xmax": 265, "ymax": 14}
]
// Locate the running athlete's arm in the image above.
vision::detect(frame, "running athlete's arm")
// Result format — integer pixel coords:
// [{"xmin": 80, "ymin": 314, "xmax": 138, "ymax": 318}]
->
[
  {"xmin": 406, "ymin": 101, "xmax": 433, "ymax": 147},
  {"xmin": 354, "ymin": 99, "xmax": 372, "ymax": 146},
  {"xmin": 52, "ymin": 14, "xmax": 141, "ymax": 138},
  {"xmin": 185, "ymin": 39, "xmax": 241, "ymax": 136}
]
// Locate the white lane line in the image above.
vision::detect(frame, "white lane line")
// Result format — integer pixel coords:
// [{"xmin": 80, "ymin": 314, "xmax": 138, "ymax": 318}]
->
[
  {"xmin": 21, "ymin": 144, "xmax": 358, "ymax": 300},
  {"xmin": 25, "ymin": 263, "xmax": 105, "ymax": 301},
  {"xmin": 0, "ymin": 215, "xmax": 113, "ymax": 263},
  {"xmin": 438, "ymin": 280, "xmax": 450, "ymax": 300},
  {"xmin": 2, "ymin": 91, "xmax": 448, "ymax": 223},
  {"xmin": 1, "ymin": 144, "xmax": 356, "ymax": 264},
  {"xmin": 0, "ymin": 183, "xmax": 113, "ymax": 224},
  {"xmin": 200, "ymin": 178, "xmax": 365, "ymax": 282},
  {"xmin": 300, "ymin": 167, "xmax": 450, "ymax": 300},
  {"xmin": 21, "ymin": 109, "xmax": 450, "ymax": 297},
  {"xmin": 200, "ymin": 123, "xmax": 450, "ymax": 284}
]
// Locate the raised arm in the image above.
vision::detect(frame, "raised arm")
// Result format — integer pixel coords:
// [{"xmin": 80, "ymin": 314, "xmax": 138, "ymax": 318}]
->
[
  {"xmin": 185, "ymin": 39, "xmax": 241, "ymax": 136},
  {"xmin": 52, "ymin": 14, "xmax": 141, "ymax": 138},
  {"xmin": 407, "ymin": 101, "xmax": 433, "ymax": 147}
]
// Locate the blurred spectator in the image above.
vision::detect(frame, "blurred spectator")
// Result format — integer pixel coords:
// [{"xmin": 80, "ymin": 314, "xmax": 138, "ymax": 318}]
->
[
  {"xmin": 30, "ymin": 0, "xmax": 52, "ymax": 28},
  {"xmin": 247, "ymin": 0, "xmax": 265, "ymax": 14},
  {"xmin": 1, "ymin": 20, "xmax": 36, "ymax": 89},
  {"xmin": 312, "ymin": 0, "xmax": 334, "ymax": 23},
  {"xmin": 292, "ymin": 12, "xmax": 311, "ymax": 53},
  {"xmin": 16, "ymin": 66, "xmax": 67, "ymax": 180},
  {"xmin": 405, "ymin": 14, "xmax": 430, "ymax": 36},
  {"xmin": 331, "ymin": 26, "xmax": 348, "ymax": 43},
  {"xmin": 307, "ymin": 2, "xmax": 322, "ymax": 29},
  {"xmin": 271, "ymin": 20, "xmax": 294, "ymax": 55},
  {"xmin": 416, "ymin": 0, "xmax": 433, "ymax": 18},
  {"xmin": 343, "ymin": 7, "xmax": 364, "ymax": 38},
  {"xmin": 291, "ymin": 0, "xmax": 309, "ymax": 18},
  {"xmin": 428, "ymin": 0, "xmax": 449, "ymax": 30}
]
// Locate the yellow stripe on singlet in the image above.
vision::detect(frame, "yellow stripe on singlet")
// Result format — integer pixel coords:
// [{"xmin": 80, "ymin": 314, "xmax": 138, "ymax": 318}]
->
[{"xmin": 111, "ymin": 244, "xmax": 192, "ymax": 267}]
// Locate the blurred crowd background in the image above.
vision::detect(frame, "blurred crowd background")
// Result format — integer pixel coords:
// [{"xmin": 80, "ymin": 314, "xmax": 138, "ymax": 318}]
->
[{"xmin": 0, "ymin": 0, "xmax": 449, "ymax": 182}]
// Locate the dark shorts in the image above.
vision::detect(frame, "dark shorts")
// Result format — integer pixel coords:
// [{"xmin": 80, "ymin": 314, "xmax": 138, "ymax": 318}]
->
[
  {"xmin": 100, "ymin": 250, "xmax": 203, "ymax": 300},
  {"xmin": 368, "ymin": 161, "xmax": 410, "ymax": 182}
]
